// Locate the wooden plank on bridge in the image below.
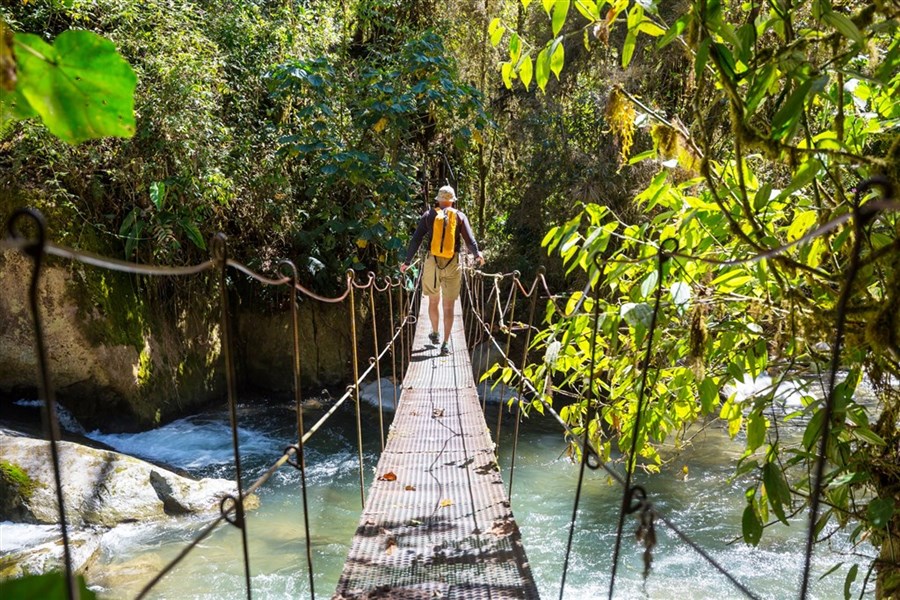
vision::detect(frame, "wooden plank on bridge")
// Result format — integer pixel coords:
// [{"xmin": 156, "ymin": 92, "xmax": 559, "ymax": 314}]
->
[{"xmin": 334, "ymin": 296, "xmax": 539, "ymax": 600}]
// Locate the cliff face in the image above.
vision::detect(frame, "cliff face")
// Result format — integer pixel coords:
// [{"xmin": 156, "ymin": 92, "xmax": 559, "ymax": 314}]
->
[{"xmin": 0, "ymin": 251, "xmax": 353, "ymax": 432}]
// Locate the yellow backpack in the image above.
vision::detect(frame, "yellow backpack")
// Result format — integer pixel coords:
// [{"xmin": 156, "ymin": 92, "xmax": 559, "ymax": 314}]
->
[{"xmin": 430, "ymin": 208, "xmax": 457, "ymax": 259}]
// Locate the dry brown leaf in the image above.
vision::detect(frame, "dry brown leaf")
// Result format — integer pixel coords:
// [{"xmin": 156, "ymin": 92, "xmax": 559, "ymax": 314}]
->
[
  {"xmin": 490, "ymin": 519, "xmax": 515, "ymax": 536},
  {"xmin": 405, "ymin": 485, "xmax": 416, "ymax": 491},
  {"xmin": 440, "ymin": 498, "xmax": 453, "ymax": 508},
  {"xmin": 385, "ymin": 536, "xmax": 397, "ymax": 555},
  {"xmin": 378, "ymin": 471, "xmax": 397, "ymax": 481}
]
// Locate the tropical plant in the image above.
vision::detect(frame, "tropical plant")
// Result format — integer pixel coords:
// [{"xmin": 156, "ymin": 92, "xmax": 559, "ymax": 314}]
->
[{"xmin": 485, "ymin": 0, "xmax": 899, "ymax": 596}]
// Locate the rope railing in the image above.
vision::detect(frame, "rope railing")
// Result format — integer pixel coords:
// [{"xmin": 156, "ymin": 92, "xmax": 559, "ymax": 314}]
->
[
  {"xmin": 461, "ymin": 177, "xmax": 897, "ymax": 600},
  {"xmin": 2, "ymin": 208, "xmax": 421, "ymax": 600}
]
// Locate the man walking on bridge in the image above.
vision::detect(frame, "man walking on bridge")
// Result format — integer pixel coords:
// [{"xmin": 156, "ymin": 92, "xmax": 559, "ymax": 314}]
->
[{"xmin": 400, "ymin": 185, "xmax": 484, "ymax": 356}]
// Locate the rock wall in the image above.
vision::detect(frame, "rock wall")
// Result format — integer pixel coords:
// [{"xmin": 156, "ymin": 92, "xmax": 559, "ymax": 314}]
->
[{"xmin": 0, "ymin": 250, "xmax": 356, "ymax": 432}]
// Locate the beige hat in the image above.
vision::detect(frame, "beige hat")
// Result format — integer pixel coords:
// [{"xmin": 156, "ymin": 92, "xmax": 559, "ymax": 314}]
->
[{"xmin": 436, "ymin": 185, "xmax": 456, "ymax": 203}]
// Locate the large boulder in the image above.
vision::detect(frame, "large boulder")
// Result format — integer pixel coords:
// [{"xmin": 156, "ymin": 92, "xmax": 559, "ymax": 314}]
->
[{"xmin": 0, "ymin": 433, "xmax": 256, "ymax": 527}]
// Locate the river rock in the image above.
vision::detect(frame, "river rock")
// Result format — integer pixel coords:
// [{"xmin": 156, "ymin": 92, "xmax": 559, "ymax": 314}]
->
[
  {"xmin": 0, "ymin": 433, "xmax": 258, "ymax": 528},
  {"xmin": 0, "ymin": 527, "xmax": 101, "ymax": 579},
  {"xmin": 359, "ymin": 378, "xmax": 400, "ymax": 411}
]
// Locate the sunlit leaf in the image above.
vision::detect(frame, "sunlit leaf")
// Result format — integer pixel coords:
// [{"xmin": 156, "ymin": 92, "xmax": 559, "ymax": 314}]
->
[
  {"xmin": 519, "ymin": 54, "xmax": 534, "ymax": 90},
  {"xmin": 13, "ymin": 30, "xmax": 136, "ymax": 143},
  {"xmin": 552, "ymin": 0, "xmax": 571, "ymax": 36},
  {"xmin": 550, "ymin": 38, "xmax": 565, "ymax": 79},
  {"xmin": 823, "ymin": 12, "xmax": 863, "ymax": 46},
  {"xmin": 536, "ymin": 46, "xmax": 551, "ymax": 91},
  {"xmin": 574, "ymin": 0, "xmax": 600, "ymax": 22},
  {"xmin": 501, "ymin": 61, "xmax": 514, "ymax": 88}
]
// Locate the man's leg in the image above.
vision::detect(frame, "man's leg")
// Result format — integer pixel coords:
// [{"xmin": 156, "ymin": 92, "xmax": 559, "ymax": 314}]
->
[
  {"xmin": 442, "ymin": 296, "xmax": 455, "ymax": 344},
  {"xmin": 429, "ymin": 294, "xmax": 440, "ymax": 336},
  {"xmin": 441, "ymin": 257, "xmax": 462, "ymax": 345},
  {"xmin": 422, "ymin": 257, "xmax": 441, "ymax": 344}
]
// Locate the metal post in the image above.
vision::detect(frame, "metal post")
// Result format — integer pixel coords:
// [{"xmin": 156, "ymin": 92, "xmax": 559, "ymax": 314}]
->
[
  {"xmin": 281, "ymin": 260, "xmax": 315, "ymax": 599},
  {"xmin": 495, "ymin": 276, "xmax": 518, "ymax": 445},
  {"xmin": 509, "ymin": 267, "xmax": 542, "ymax": 498},
  {"xmin": 387, "ymin": 277, "xmax": 399, "ymax": 412},
  {"xmin": 213, "ymin": 233, "xmax": 253, "ymax": 600},
  {"xmin": 347, "ymin": 271, "xmax": 366, "ymax": 508},
  {"xmin": 8, "ymin": 209, "xmax": 78, "ymax": 600},
  {"xmin": 480, "ymin": 279, "xmax": 500, "ymax": 412},
  {"xmin": 369, "ymin": 279, "xmax": 385, "ymax": 451}
]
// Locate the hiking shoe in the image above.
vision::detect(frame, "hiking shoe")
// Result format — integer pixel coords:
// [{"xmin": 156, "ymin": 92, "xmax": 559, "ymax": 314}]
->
[
  {"xmin": 440, "ymin": 342, "xmax": 450, "ymax": 356},
  {"xmin": 428, "ymin": 331, "xmax": 440, "ymax": 344}
]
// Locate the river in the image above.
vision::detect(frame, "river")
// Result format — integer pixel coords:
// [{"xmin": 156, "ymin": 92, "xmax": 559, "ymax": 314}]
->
[{"xmin": 45, "ymin": 385, "xmax": 865, "ymax": 600}]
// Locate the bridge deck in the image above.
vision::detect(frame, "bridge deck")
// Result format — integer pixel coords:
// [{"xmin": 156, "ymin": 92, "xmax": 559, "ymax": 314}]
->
[{"xmin": 334, "ymin": 296, "xmax": 539, "ymax": 599}]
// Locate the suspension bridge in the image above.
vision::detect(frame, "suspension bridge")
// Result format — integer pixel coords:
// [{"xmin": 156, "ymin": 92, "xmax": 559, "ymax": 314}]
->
[{"xmin": 1, "ymin": 177, "xmax": 897, "ymax": 600}]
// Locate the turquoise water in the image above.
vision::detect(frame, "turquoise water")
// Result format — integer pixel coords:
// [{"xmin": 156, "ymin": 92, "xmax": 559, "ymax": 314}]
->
[{"xmin": 78, "ymin": 397, "xmax": 866, "ymax": 599}]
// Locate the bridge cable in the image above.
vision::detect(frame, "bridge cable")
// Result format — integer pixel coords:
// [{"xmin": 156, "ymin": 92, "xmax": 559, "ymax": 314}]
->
[
  {"xmin": 799, "ymin": 177, "xmax": 890, "ymax": 599},
  {"xmin": 368, "ymin": 276, "xmax": 386, "ymax": 451},
  {"xmin": 347, "ymin": 271, "xmax": 367, "ymax": 508},
  {"xmin": 495, "ymin": 275, "xmax": 519, "ymax": 446},
  {"xmin": 281, "ymin": 259, "xmax": 316, "ymax": 599},
  {"xmin": 213, "ymin": 234, "xmax": 254, "ymax": 600},
  {"xmin": 507, "ymin": 267, "xmax": 543, "ymax": 498},
  {"xmin": 608, "ymin": 240, "xmax": 672, "ymax": 600},
  {"xmin": 559, "ymin": 255, "xmax": 607, "ymax": 600}
]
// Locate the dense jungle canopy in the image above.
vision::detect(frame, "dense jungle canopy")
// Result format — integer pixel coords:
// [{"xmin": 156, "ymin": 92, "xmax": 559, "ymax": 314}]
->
[{"xmin": 1, "ymin": 0, "xmax": 898, "ymax": 597}]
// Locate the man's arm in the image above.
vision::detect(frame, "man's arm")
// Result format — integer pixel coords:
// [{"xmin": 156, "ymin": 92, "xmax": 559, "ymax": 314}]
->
[
  {"xmin": 401, "ymin": 211, "xmax": 430, "ymax": 269},
  {"xmin": 458, "ymin": 212, "xmax": 484, "ymax": 265}
]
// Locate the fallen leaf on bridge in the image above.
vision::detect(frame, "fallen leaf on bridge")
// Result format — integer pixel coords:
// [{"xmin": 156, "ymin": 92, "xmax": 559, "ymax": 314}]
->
[
  {"xmin": 440, "ymin": 498, "xmax": 453, "ymax": 507},
  {"xmin": 405, "ymin": 485, "xmax": 416, "ymax": 491},
  {"xmin": 378, "ymin": 471, "xmax": 397, "ymax": 481}
]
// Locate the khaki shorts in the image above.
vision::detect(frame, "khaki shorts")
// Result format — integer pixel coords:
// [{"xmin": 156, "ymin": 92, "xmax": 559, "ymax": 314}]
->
[{"xmin": 423, "ymin": 254, "xmax": 461, "ymax": 299}]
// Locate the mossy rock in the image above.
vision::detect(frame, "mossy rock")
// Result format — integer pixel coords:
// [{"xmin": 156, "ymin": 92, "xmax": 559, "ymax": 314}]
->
[{"xmin": 0, "ymin": 458, "xmax": 40, "ymax": 521}]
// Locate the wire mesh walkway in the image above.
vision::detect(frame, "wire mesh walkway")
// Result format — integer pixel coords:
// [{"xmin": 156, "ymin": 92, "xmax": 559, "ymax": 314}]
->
[{"xmin": 334, "ymin": 297, "xmax": 539, "ymax": 599}]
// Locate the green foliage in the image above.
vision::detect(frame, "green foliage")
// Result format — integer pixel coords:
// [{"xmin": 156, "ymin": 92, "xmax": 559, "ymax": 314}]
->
[
  {"xmin": 0, "ymin": 572, "xmax": 96, "ymax": 600},
  {"xmin": 0, "ymin": 26, "xmax": 136, "ymax": 143},
  {"xmin": 487, "ymin": 0, "xmax": 899, "ymax": 593},
  {"xmin": 267, "ymin": 30, "xmax": 488, "ymax": 273}
]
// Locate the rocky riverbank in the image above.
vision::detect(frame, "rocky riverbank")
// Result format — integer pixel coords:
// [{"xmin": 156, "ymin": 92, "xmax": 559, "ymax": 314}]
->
[{"xmin": 0, "ymin": 430, "xmax": 257, "ymax": 579}]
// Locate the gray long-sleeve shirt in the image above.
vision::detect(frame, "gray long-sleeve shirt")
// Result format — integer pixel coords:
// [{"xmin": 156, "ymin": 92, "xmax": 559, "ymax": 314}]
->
[{"xmin": 403, "ymin": 207, "xmax": 481, "ymax": 264}]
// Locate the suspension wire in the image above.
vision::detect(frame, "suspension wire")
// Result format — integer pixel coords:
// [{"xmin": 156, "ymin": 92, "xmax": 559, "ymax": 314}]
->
[
  {"xmin": 560, "ymin": 256, "xmax": 607, "ymax": 600},
  {"xmin": 368, "ymin": 279, "xmax": 385, "ymax": 451},
  {"xmin": 480, "ymin": 279, "xmax": 502, "ymax": 412},
  {"xmin": 213, "ymin": 234, "xmax": 253, "ymax": 600},
  {"xmin": 387, "ymin": 277, "xmax": 399, "ymax": 413},
  {"xmin": 347, "ymin": 271, "xmax": 366, "ymax": 509},
  {"xmin": 508, "ymin": 268, "xmax": 542, "ymax": 498},
  {"xmin": 6, "ymin": 209, "xmax": 79, "ymax": 600},
  {"xmin": 280, "ymin": 259, "xmax": 315, "ymax": 599},
  {"xmin": 799, "ymin": 179, "xmax": 889, "ymax": 599},
  {"xmin": 608, "ymin": 241, "xmax": 672, "ymax": 600},
  {"xmin": 495, "ymin": 274, "xmax": 519, "ymax": 445}
]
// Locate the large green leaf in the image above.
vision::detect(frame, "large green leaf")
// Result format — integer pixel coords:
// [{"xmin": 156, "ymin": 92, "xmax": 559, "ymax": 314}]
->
[
  {"xmin": 552, "ymin": 0, "xmax": 571, "ymax": 36},
  {"xmin": 742, "ymin": 501, "xmax": 763, "ymax": 545},
  {"xmin": 867, "ymin": 497, "xmax": 894, "ymax": 529},
  {"xmin": 13, "ymin": 30, "xmax": 136, "ymax": 144},
  {"xmin": 0, "ymin": 85, "xmax": 36, "ymax": 125},
  {"xmin": 0, "ymin": 572, "xmax": 96, "ymax": 599}
]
